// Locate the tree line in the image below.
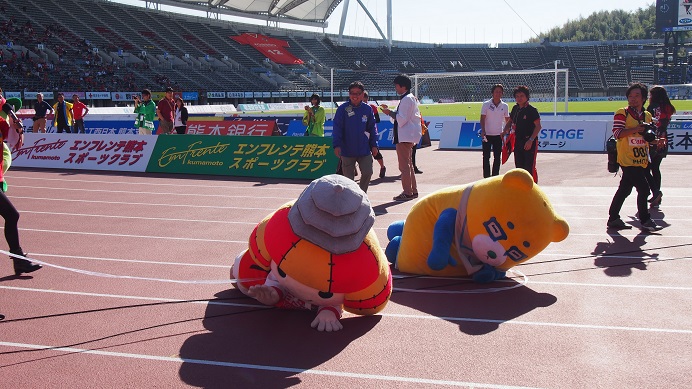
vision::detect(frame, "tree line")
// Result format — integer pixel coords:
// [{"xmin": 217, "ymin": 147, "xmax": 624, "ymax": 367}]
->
[{"xmin": 528, "ymin": 4, "xmax": 689, "ymax": 43}]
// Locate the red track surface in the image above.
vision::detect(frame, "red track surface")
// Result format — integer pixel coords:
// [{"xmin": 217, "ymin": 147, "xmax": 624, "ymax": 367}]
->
[{"xmin": 1, "ymin": 144, "xmax": 690, "ymax": 388}]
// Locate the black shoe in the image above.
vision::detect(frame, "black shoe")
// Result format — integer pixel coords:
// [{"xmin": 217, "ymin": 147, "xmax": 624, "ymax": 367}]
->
[
  {"xmin": 414, "ymin": 168, "xmax": 423, "ymax": 174},
  {"xmin": 12, "ymin": 255, "xmax": 42, "ymax": 276},
  {"xmin": 606, "ymin": 218, "xmax": 632, "ymax": 230},
  {"xmin": 379, "ymin": 166, "xmax": 386, "ymax": 178},
  {"xmin": 0, "ymin": 314, "xmax": 5, "ymax": 321},
  {"xmin": 393, "ymin": 192, "xmax": 416, "ymax": 201},
  {"xmin": 640, "ymin": 219, "xmax": 663, "ymax": 232},
  {"xmin": 649, "ymin": 192, "xmax": 662, "ymax": 207}
]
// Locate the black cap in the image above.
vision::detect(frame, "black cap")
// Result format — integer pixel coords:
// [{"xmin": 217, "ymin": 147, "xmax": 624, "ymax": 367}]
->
[{"xmin": 165, "ymin": 87, "xmax": 174, "ymax": 93}]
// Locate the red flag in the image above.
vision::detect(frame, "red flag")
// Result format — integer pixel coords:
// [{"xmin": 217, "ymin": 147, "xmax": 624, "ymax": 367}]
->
[{"xmin": 501, "ymin": 133, "xmax": 515, "ymax": 165}]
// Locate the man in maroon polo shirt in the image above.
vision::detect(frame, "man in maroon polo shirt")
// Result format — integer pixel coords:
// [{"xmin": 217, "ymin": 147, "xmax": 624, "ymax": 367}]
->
[{"xmin": 156, "ymin": 86, "xmax": 175, "ymax": 135}]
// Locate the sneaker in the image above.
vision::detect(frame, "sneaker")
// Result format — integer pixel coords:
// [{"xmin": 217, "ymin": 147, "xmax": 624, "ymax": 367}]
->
[
  {"xmin": 379, "ymin": 166, "xmax": 386, "ymax": 178},
  {"xmin": 640, "ymin": 219, "xmax": 663, "ymax": 232},
  {"xmin": 607, "ymin": 218, "xmax": 632, "ymax": 230},
  {"xmin": 413, "ymin": 192, "xmax": 419, "ymax": 198},
  {"xmin": 414, "ymin": 168, "xmax": 423, "ymax": 174},
  {"xmin": 393, "ymin": 192, "xmax": 416, "ymax": 201}
]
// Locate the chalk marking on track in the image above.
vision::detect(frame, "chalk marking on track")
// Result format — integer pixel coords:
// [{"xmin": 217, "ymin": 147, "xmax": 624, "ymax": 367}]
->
[
  {"xmin": 2, "ymin": 286, "xmax": 691, "ymax": 334},
  {"xmin": 0, "ymin": 342, "xmax": 540, "ymax": 389}
]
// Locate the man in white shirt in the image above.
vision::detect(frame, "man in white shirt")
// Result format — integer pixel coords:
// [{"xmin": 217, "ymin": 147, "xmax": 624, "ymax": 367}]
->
[
  {"xmin": 480, "ymin": 84, "xmax": 510, "ymax": 177},
  {"xmin": 381, "ymin": 75, "xmax": 422, "ymax": 201}
]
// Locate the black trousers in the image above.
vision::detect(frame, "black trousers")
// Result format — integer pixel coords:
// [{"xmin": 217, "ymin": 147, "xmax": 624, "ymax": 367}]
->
[
  {"xmin": 0, "ymin": 188, "xmax": 22, "ymax": 255},
  {"xmin": 482, "ymin": 135, "xmax": 502, "ymax": 177},
  {"xmin": 513, "ymin": 136, "xmax": 537, "ymax": 177},
  {"xmin": 609, "ymin": 166, "xmax": 651, "ymax": 223},
  {"xmin": 73, "ymin": 119, "xmax": 86, "ymax": 133},
  {"xmin": 645, "ymin": 155, "xmax": 663, "ymax": 197}
]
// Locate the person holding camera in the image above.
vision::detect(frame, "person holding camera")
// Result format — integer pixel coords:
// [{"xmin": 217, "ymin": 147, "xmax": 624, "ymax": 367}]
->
[
  {"xmin": 645, "ymin": 86, "xmax": 676, "ymax": 207},
  {"xmin": 133, "ymin": 89, "xmax": 156, "ymax": 135},
  {"xmin": 607, "ymin": 83, "xmax": 662, "ymax": 232},
  {"xmin": 32, "ymin": 93, "xmax": 53, "ymax": 133},
  {"xmin": 302, "ymin": 93, "xmax": 325, "ymax": 137}
]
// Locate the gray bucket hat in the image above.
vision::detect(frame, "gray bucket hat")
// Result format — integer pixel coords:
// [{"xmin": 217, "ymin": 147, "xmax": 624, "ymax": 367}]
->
[{"xmin": 288, "ymin": 174, "xmax": 375, "ymax": 254}]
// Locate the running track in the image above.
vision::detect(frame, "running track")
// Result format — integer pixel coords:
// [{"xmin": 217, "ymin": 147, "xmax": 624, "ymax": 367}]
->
[{"xmin": 1, "ymin": 144, "xmax": 690, "ymax": 388}]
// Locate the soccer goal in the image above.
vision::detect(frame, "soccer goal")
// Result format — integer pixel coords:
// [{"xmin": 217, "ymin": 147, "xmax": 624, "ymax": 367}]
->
[{"xmin": 411, "ymin": 68, "xmax": 570, "ymax": 114}]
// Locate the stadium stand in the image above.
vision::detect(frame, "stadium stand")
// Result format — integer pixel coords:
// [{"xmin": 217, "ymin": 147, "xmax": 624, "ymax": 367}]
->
[{"xmin": 0, "ymin": 0, "xmax": 682, "ymax": 103}]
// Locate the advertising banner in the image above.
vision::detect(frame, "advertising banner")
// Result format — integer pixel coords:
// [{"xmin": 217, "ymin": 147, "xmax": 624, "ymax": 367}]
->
[
  {"xmin": 662, "ymin": 121, "xmax": 692, "ymax": 154},
  {"xmin": 440, "ymin": 120, "xmax": 609, "ymax": 152},
  {"xmin": 12, "ymin": 134, "xmax": 155, "ymax": 172},
  {"xmin": 425, "ymin": 116, "xmax": 466, "ymax": 140},
  {"xmin": 230, "ymin": 33, "xmax": 304, "ymax": 65},
  {"xmin": 86, "ymin": 91, "xmax": 111, "ymax": 100},
  {"xmin": 146, "ymin": 135, "xmax": 338, "ymax": 179},
  {"xmin": 185, "ymin": 120, "xmax": 278, "ymax": 136},
  {"xmin": 285, "ymin": 119, "xmax": 397, "ymax": 148}
]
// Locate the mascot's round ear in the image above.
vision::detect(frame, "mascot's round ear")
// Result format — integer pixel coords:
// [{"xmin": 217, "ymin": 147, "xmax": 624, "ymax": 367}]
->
[
  {"xmin": 502, "ymin": 169, "xmax": 534, "ymax": 191},
  {"xmin": 552, "ymin": 217, "xmax": 570, "ymax": 243}
]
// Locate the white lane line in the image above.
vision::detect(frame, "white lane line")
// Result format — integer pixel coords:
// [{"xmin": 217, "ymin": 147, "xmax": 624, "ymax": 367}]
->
[
  {"xmin": 13, "ymin": 185, "xmax": 293, "ymax": 200},
  {"xmin": 18, "ymin": 210, "xmax": 259, "ymax": 226},
  {"xmin": 12, "ymin": 225, "xmax": 691, "ymax": 242},
  {"xmin": 0, "ymin": 286, "xmax": 262, "ymax": 307},
  {"xmin": 11, "ymin": 196, "xmax": 411, "ymax": 216},
  {"xmin": 2, "ymin": 286, "xmax": 690, "ymax": 334},
  {"xmin": 31, "ymin": 253, "xmax": 229, "ymax": 268},
  {"xmin": 525, "ymin": 280, "xmax": 692, "ymax": 290},
  {"xmin": 12, "ymin": 228, "xmax": 244, "ymax": 243},
  {"xmin": 381, "ymin": 313, "xmax": 692, "ymax": 334},
  {"xmin": 0, "ymin": 341, "xmax": 539, "ymax": 389},
  {"xmin": 11, "ymin": 196, "xmax": 278, "ymax": 211},
  {"xmin": 16, "ymin": 210, "xmax": 692, "ymax": 225}
]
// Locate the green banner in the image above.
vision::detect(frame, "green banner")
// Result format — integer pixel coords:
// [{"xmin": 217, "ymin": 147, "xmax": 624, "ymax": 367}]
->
[{"xmin": 146, "ymin": 135, "xmax": 339, "ymax": 179}]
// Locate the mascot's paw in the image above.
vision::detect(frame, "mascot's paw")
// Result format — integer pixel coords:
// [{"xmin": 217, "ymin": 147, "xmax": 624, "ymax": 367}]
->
[
  {"xmin": 247, "ymin": 284, "xmax": 280, "ymax": 306},
  {"xmin": 427, "ymin": 254, "xmax": 457, "ymax": 271},
  {"xmin": 387, "ymin": 221, "xmax": 405, "ymax": 240},
  {"xmin": 311, "ymin": 309, "xmax": 344, "ymax": 332},
  {"xmin": 385, "ymin": 236, "xmax": 401, "ymax": 264},
  {"xmin": 472, "ymin": 264, "xmax": 507, "ymax": 283}
]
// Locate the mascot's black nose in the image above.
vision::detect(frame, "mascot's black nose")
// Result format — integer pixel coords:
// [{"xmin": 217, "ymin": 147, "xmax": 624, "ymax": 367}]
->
[
  {"xmin": 277, "ymin": 267, "xmax": 286, "ymax": 278},
  {"xmin": 318, "ymin": 291, "xmax": 333, "ymax": 299}
]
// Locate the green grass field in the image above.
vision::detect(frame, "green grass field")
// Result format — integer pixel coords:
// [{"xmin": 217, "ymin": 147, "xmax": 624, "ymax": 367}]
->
[
  {"xmin": 418, "ymin": 101, "xmax": 692, "ymax": 121},
  {"xmin": 246, "ymin": 100, "xmax": 692, "ymax": 121}
]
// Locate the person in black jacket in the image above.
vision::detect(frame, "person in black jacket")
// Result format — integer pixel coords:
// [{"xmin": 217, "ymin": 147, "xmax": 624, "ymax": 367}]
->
[{"xmin": 174, "ymin": 97, "xmax": 189, "ymax": 135}]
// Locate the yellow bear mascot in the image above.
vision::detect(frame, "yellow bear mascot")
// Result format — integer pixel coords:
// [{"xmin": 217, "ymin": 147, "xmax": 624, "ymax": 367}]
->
[{"xmin": 385, "ymin": 169, "xmax": 569, "ymax": 282}]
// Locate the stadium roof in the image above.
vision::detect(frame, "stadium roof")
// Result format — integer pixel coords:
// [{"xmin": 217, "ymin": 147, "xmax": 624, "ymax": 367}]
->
[{"xmin": 151, "ymin": 0, "xmax": 343, "ymax": 27}]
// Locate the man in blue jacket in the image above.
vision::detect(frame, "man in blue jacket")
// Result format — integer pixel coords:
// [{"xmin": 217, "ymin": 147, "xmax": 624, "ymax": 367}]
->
[{"xmin": 332, "ymin": 81, "xmax": 379, "ymax": 193}]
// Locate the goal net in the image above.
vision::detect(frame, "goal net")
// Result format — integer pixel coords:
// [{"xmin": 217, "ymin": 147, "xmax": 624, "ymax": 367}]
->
[{"xmin": 411, "ymin": 69, "xmax": 570, "ymax": 113}]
